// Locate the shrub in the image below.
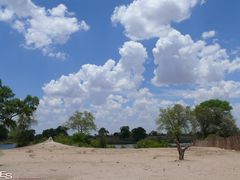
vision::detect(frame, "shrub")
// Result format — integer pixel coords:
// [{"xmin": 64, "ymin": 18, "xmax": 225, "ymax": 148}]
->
[
  {"xmin": 71, "ymin": 133, "xmax": 91, "ymax": 147},
  {"xmin": 72, "ymin": 133, "xmax": 86, "ymax": 143},
  {"xmin": 107, "ymin": 145, "xmax": 115, "ymax": 148},
  {"xmin": 54, "ymin": 134, "xmax": 72, "ymax": 145},
  {"xmin": 90, "ymin": 137, "xmax": 107, "ymax": 148},
  {"xmin": 15, "ymin": 130, "xmax": 35, "ymax": 147},
  {"xmin": 33, "ymin": 134, "xmax": 46, "ymax": 143},
  {"xmin": 0, "ymin": 125, "xmax": 8, "ymax": 141},
  {"xmin": 90, "ymin": 139, "xmax": 100, "ymax": 148},
  {"xmin": 135, "ymin": 139, "xmax": 169, "ymax": 148},
  {"xmin": 99, "ymin": 136, "xmax": 107, "ymax": 148}
]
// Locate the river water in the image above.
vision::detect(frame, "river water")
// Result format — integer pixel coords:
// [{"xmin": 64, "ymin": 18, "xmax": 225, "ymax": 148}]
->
[{"xmin": 0, "ymin": 144, "xmax": 17, "ymax": 149}]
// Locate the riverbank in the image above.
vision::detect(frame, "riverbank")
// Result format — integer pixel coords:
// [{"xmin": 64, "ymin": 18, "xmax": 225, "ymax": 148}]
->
[{"xmin": 1, "ymin": 141, "xmax": 240, "ymax": 180}]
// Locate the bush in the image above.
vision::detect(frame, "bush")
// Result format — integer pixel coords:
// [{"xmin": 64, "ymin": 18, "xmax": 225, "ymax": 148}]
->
[
  {"xmin": 107, "ymin": 145, "xmax": 115, "ymax": 148},
  {"xmin": 33, "ymin": 138, "xmax": 47, "ymax": 144},
  {"xmin": 54, "ymin": 134, "xmax": 72, "ymax": 145},
  {"xmin": 0, "ymin": 125, "xmax": 8, "ymax": 141},
  {"xmin": 90, "ymin": 139, "xmax": 100, "ymax": 148},
  {"xmin": 99, "ymin": 136, "xmax": 107, "ymax": 148},
  {"xmin": 32, "ymin": 134, "xmax": 47, "ymax": 144},
  {"xmin": 71, "ymin": 133, "xmax": 91, "ymax": 147},
  {"xmin": 15, "ymin": 130, "xmax": 35, "ymax": 147},
  {"xmin": 72, "ymin": 133, "xmax": 86, "ymax": 143},
  {"xmin": 90, "ymin": 137, "xmax": 107, "ymax": 148},
  {"xmin": 135, "ymin": 139, "xmax": 169, "ymax": 148}
]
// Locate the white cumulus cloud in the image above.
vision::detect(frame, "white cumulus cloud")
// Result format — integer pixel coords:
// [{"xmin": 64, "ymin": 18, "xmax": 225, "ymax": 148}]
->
[
  {"xmin": 152, "ymin": 30, "xmax": 240, "ymax": 86},
  {"xmin": 37, "ymin": 41, "xmax": 158, "ymax": 131},
  {"xmin": 0, "ymin": 0, "xmax": 89, "ymax": 58},
  {"xmin": 111, "ymin": 0, "xmax": 201, "ymax": 40},
  {"xmin": 37, "ymin": 41, "xmax": 189, "ymax": 132},
  {"xmin": 183, "ymin": 81, "xmax": 240, "ymax": 103}
]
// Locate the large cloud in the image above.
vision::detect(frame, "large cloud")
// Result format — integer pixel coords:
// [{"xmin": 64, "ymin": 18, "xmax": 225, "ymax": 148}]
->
[
  {"xmin": 37, "ymin": 41, "xmax": 160, "ymax": 132},
  {"xmin": 152, "ymin": 30, "xmax": 240, "ymax": 86},
  {"xmin": 37, "ymin": 41, "xmax": 188, "ymax": 132},
  {"xmin": 111, "ymin": 0, "xmax": 201, "ymax": 40},
  {"xmin": 0, "ymin": 0, "xmax": 89, "ymax": 58}
]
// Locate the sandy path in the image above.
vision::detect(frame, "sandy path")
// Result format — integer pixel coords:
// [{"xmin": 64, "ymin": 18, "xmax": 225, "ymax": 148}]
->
[{"xmin": 1, "ymin": 141, "xmax": 240, "ymax": 180}]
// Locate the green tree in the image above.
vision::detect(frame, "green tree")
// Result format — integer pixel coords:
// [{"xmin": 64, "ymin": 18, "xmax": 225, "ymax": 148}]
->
[
  {"xmin": 55, "ymin": 126, "xmax": 68, "ymax": 136},
  {"xmin": 42, "ymin": 128, "xmax": 56, "ymax": 138},
  {"xmin": 157, "ymin": 104, "xmax": 195, "ymax": 160},
  {"xmin": 15, "ymin": 129, "xmax": 35, "ymax": 147},
  {"xmin": 13, "ymin": 113, "xmax": 38, "ymax": 147},
  {"xmin": 65, "ymin": 111, "xmax": 96, "ymax": 134},
  {"xmin": 131, "ymin": 127, "xmax": 147, "ymax": 141},
  {"xmin": 0, "ymin": 80, "xmax": 39, "ymax": 127},
  {"xmin": 97, "ymin": 127, "xmax": 109, "ymax": 148},
  {"xmin": 42, "ymin": 126, "xmax": 68, "ymax": 138},
  {"xmin": 0, "ymin": 124, "xmax": 8, "ymax": 141},
  {"xmin": 149, "ymin": 130, "xmax": 158, "ymax": 136},
  {"xmin": 195, "ymin": 99, "xmax": 238, "ymax": 137},
  {"xmin": 0, "ymin": 80, "xmax": 39, "ymax": 146},
  {"xmin": 119, "ymin": 126, "xmax": 131, "ymax": 139},
  {"xmin": 98, "ymin": 127, "xmax": 109, "ymax": 136}
]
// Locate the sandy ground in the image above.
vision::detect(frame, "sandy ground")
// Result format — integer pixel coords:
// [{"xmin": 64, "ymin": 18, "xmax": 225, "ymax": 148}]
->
[{"xmin": 0, "ymin": 141, "xmax": 240, "ymax": 180}]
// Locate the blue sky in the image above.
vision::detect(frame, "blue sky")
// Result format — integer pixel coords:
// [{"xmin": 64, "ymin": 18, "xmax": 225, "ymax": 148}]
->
[{"xmin": 0, "ymin": 0, "xmax": 240, "ymax": 133}]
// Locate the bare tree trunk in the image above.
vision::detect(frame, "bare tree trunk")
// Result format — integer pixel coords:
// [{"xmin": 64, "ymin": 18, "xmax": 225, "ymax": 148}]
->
[
  {"xmin": 178, "ymin": 147, "xmax": 184, "ymax": 160},
  {"xmin": 176, "ymin": 139, "xmax": 190, "ymax": 160}
]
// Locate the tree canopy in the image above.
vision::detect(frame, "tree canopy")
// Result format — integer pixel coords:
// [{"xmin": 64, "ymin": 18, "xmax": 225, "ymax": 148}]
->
[
  {"xmin": 0, "ymin": 80, "xmax": 39, "ymax": 146},
  {"xmin": 131, "ymin": 127, "xmax": 147, "ymax": 141},
  {"xmin": 0, "ymin": 80, "xmax": 39, "ymax": 128},
  {"xmin": 98, "ymin": 127, "xmax": 109, "ymax": 136},
  {"xmin": 65, "ymin": 111, "xmax": 96, "ymax": 134},
  {"xmin": 119, "ymin": 126, "xmax": 131, "ymax": 139},
  {"xmin": 42, "ymin": 126, "xmax": 68, "ymax": 138},
  {"xmin": 157, "ymin": 104, "xmax": 195, "ymax": 160},
  {"xmin": 195, "ymin": 99, "xmax": 238, "ymax": 137}
]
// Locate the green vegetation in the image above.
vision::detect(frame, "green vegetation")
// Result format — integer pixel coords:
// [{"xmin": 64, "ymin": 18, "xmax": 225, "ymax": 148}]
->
[
  {"xmin": 98, "ymin": 127, "xmax": 109, "ymax": 136},
  {"xmin": 131, "ymin": 127, "xmax": 147, "ymax": 141},
  {"xmin": 157, "ymin": 104, "xmax": 195, "ymax": 160},
  {"xmin": 54, "ymin": 134, "xmax": 73, "ymax": 145},
  {"xmin": 135, "ymin": 139, "xmax": 169, "ymax": 148},
  {"xmin": 71, "ymin": 133, "xmax": 90, "ymax": 147},
  {"xmin": 119, "ymin": 126, "xmax": 131, "ymax": 139},
  {"xmin": 195, "ymin": 99, "xmax": 238, "ymax": 138},
  {"xmin": 65, "ymin": 111, "xmax": 96, "ymax": 134},
  {"xmin": 0, "ymin": 124, "xmax": 8, "ymax": 141},
  {"xmin": 0, "ymin": 80, "xmax": 39, "ymax": 147},
  {"xmin": 42, "ymin": 126, "xmax": 68, "ymax": 138},
  {"xmin": 90, "ymin": 139, "xmax": 101, "ymax": 148}
]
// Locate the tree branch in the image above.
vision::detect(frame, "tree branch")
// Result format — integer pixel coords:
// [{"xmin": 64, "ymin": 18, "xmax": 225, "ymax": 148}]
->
[{"xmin": 183, "ymin": 145, "xmax": 191, "ymax": 152}]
